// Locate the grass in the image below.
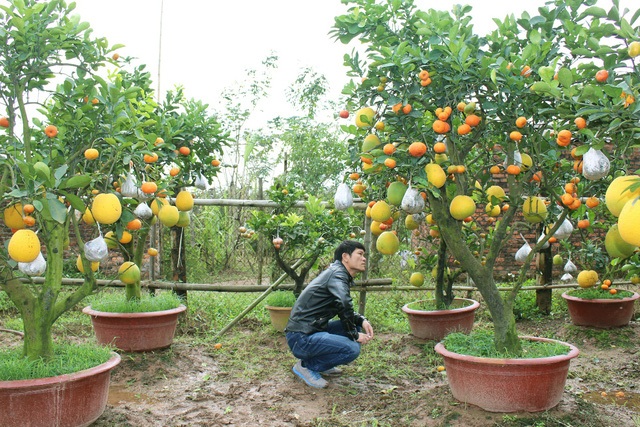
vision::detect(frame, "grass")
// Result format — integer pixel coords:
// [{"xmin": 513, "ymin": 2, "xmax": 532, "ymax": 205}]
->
[
  {"xmin": 405, "ymin": 298, "xmax": 473, "ymax": 311},
  {"xmin": 0, "ymin": 342, "xmax": 114, "ymax": 381},
  {"xmin": 89, "ymin": 290, "xmax": 184, "ymax": 313},
  {"xmin": 264, "ymin": 290, "xmax": 297, "ymax": 307},
  {"xmin": 566, "ymin": 288, "xmax": 635, "ymax": 299}
]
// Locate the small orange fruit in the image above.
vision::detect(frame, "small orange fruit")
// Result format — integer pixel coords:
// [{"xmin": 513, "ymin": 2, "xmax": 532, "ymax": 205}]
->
[
  {"xmin": 23, "ymin": 216, "xmax": 36, "ymax": 227},
  {"xmin": 420, "ymin": 78, "xmax": 432, "ymax": 87},
  {"xmin": 384, "ymin": 158, "xmax": 397, "ymax": 168},
  {"xmin": 595, "ymin": 69, "xmax": 609, "ymax": 82},
  {"xmin": 0, "ymin": 117, "xmax": 9, "ymax": 128},
  {"xmin": 610, "ymin": 288, "xmax": 617, "ymax": 295},
  {"xmin": 585, "ymin": 196, "xmax": 599, "ymax": 208},
  {"xmin": 214, "ymin": 343, "xmax": 223, "ymax": 350},
  {"xmin": 577, "ymin": 219, "xmax": 590, "ymax": 229},
  {"xmin": 178, "ymin": 146, "xmax": 191, "ymax": 155},
  {"xmin": 44, "ymin": 125, "xmax": 58, "ymax": 138},
  {"xmin": 402, "ymin": 104, "xmax": 412, "ymax": 114},
  {"xmin": 140, "ymin": 181, "xmax": 158, "ymax": 194},
  {"xmin": 126, "ymin": 218, "xmax": 142, "ymax": 230},
  {"xmin": 603, "ymin": 279, "xmax": 612, "ymax": 287},
  {"xmin": 169, "ymin": 167, "xmax": 180, "ymax": 177},
  {"xmin": 465, "ymin": 114, "xmax": 481, "ymax": 127},
  {"xmin": 490, "ymin": 165, "xmax": 501, "ymax": 174},
  {"xmin": 147, "ymin": 247, "xmax": 159, "ymax": 256},
  {"xmin": 391, "ymin": 102, "xmax": 403, "ymax": 114},
  {"xmin": 433, "ymin": 142, "xmax": 447, "ymax": 154},
  {"xmin": 84, "ymin": 148, "xmax": 99, "ymax": 160},
  {"xmin": 574, "ymin": 117, "xmax": 586, "ymax": 129},
  {"xmin": 506, "ymin": 165, "xmax": 521, "ymax": 175},
  {"xmin": 211, "ymin": 159, "xmax": 221, "ymax": 167},
  {"xmin": 349, "ymin": 172, "xmax": 360, "ymax": 181},
  {"xmin": 143, "ymin": 152, "xmax": 159, "ymax": 163},
  {"xmin": 515, "ymin": 116, "xmax": 527, "ymax": 128},
  {"xmin": 418, "ymin": 70, "xmax": 430, "ymax": 80},
  {"xmin": 23, "ymin": 204, "xmax": 35, "ymax": 214},
  {"xmin": 457, "ymin": 123, "xmax": 472, "ymax": 135},
  {"xmin": 383, "ymin": 143, "xmax": 396, "ymax": 155},
  {"xmin": 408, "ymin": 142, "xmax": 427, "ymax": 157},
  {"xmin": 509, "ymin": 131, "xmax": 523, "ymax": 141}
]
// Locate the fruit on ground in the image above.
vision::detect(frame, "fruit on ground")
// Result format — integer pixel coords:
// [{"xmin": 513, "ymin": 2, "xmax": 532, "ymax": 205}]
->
[
  {"xmin": 409, "ymin": 272, "xmax": 425, "ymax": 287},
  {"xmin": 175, "ymin": 190, "xmax": 194, "ymax": 211},
  {"xmin": 424, "ymin": 163, "xmax": 446, "ymax": 188},
  {"xmin": 522, "ymin": 196, "xmax": 548, "ymax": 223},
  {"xmin": 577, "ymin": 270, "xmax": 599, "ymax": 288},
  {"xmin": 449, "ymin": 195, "xmax": 476, "ymax": 221},
  {"xmin": 605, "ymin": 224, "xmax": 637, "ymax": 259},
  {"xmin": 605, "ymin": 175, "xmax": 640, "ymax": 217},
  {"xmin": 91, "ymin": 193, "xmax": 122, "ymax": 224},
  {"xmin": 387, "ymin": 181, "xmax": 408, "ymax": 206},
  {"xmin": 8, "ymin": 229, "xmax": 41, "ymax": 262},
  {"xmin": 361, "ymin": 134, "xmax": 381, "ymax": 152},
  {"xmin": 370, "ymin": 200, "xmax": 392, "ymax": 222},
  {"xmin": 376, "ymin": 231, "xmax": 399, "ymax": 255},
  {"xmin": 76, "ymin": 255, "xmax": 99, "ymax": 273},
  {"xmin": 118, "ymin": 261, "xmax": 141, "ymax": 285},
  {"xmin": 4, "ymin": 203, "xmax": 25, "ymax": 229},
  {"xmin": 617, "ymin": 197, "xmax": 640, "ymax": 246},
  {"xmin": 355, "ymin": 107, "xmax": 375, "ymax": 128},
  {"xmin": 158, "ymin": 205, "xmax": 180, "ymax": 227}
]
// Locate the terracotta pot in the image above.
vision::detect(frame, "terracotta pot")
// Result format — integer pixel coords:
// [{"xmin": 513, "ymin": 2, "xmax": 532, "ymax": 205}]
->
[
  {"xmin": 0, "ymin": 352, "xmax": 120, "ymax": 427},
  {"xmin": 435, "ymin": 336, "xmax": 579, "ymax": 412},
  {"xmin": 83, "ymin": 305, "xmax": 186, "ymax": 352},
  {"xmin": 401, "ymin": 298, "xmax": 479, "ymax": 340},
  {"xmin": 265, "ymin": 306, "xmax": 293, "ymax": 332},
  {"xmin": 562, "ymin": 291, "xmax": 639, "ymax": 328}
]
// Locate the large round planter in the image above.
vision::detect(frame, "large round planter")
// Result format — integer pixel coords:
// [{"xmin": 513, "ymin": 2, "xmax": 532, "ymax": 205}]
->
[
  {"xmin": 265, "ymin": 306, "xmax": 293, "ymax": 332},
  {"xmin": 401, "ymin": 298, "xmax": 479, "ymax": 340},
  {"xmin": 83, "ymin": 304, "xmax": 186, "ymax": 352},
  {"xmin": 0, "ymin": 352, "xmax": 120, "ymax": 427},
  {"xmin": 562, "ymin": 291, "xmax": 639, "ymax": 328},
  {"xmin": 435, "ymin": 336, "xmax": 579, "ymax": 412}
]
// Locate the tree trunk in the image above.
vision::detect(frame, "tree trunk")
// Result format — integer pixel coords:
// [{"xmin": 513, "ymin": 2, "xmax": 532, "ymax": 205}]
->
[
  {"xmin": 536, "ymin": 246, "xmax": 553, "ymax": 314},
  {"xmin": 171, "ymin": 226, "xmax": 187, "ymax": 300}
]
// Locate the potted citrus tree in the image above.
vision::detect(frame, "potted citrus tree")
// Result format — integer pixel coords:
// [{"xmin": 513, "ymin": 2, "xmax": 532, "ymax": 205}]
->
[{"xmin": 332, "ymin": 0, "xmax": 638, "ymax": 412}]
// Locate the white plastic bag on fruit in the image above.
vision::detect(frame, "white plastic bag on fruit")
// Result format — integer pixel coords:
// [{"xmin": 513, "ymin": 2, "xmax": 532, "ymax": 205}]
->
[
  {"xmin": 582, "ymin": 148, "xmax": 610, "ymax": 181},
  {"xmin": 401, "ymin": 186, "xmax": 425, "ymax": 214},
  {"xmin": 120, "ymin": 173, "xmax": 138, "ymax": 198},
  {"xmin": 134, "ymin": 202, "xmax": 153, "ymax": 220},
  {"xmin": 84, "ymin": 235, "xmax": 109, "ymax": 262},
  {"xmin": 564, "ymin": 259, "xmax": 577, "ymax": 273},
  {"xmin": 334, "ymin": 183, "xmax": 353, "ymax": 210},
  {"xmin": 412, "ymin": 212, "xmax": 426, "ymax": 223},
  {"xmin": 537, "ymin": 233, "xmax": 550, "ymax": 249},
  {"xmin": 515, "ymin": 242, "xmax": 532, "ymax": 262},
  {"xmin": 561, "ymin": 273, "xmax": 573, "ymax": 282},
  {"xmin": 195, "ymin": 173, "xmax": 208, "ymax": 190},
  {"xmin": 18, "ymin": 252, "xmax": 47, "ymax": 276},
  {"xmin": 553, "ymin": 218, "xmax": 574, "ymax": 240}
]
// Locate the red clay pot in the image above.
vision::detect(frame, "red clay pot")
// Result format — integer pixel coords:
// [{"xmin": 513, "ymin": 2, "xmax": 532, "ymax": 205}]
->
[
  {"xmin": 435, "ymin": 336, "xmax": 579, "ymax": 412},
  {"xmin": 83, "ymin": 305, "xmax": 186, "ymax": 352},
  {"xmin": 402, "ymin": 298, "xmax": 479, "ymax": 340},
  {"xmin": 562, "ymin": 291, "xmax": 639, "ymax": 328},
  {"xmin": 0, "ymin": 352, "xmax": 120, "ymax": 427},
  {"xmin": 265, "ymin": 306, "xmax": 293, "ymax": 332}
]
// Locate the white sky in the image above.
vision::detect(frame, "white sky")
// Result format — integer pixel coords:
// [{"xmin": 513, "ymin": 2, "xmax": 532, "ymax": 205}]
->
[{"xmin": 70, "ymin": 0, "xmax": 633, "ymax": 128}]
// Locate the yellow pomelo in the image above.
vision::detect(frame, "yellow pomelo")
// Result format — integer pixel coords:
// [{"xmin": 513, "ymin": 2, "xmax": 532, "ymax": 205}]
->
[
  {"xmin": 577, "ymin": 270, "xmax": 598, "ymax": 288},
  {"xmin": 409, "ymin": 272, "xmax": 425, "ymax": 287},
  {"xmin": 91, "ymin": 193, "xmax": 122, "ymax": 225},
  {"xmin": 604, "ymin": 224, "xmax": 637, "ymax": 259},
  {"xmin": 449, "ymin": 195, "xmax": 476, "ymax": 220},
  {"xmin": 485, "ymin": 204, "xmax": 501, "ymax": 217},
  {"xmin": 629, "ymin": 41, "xmax": 640, "ymax": 58},
  {"xmin": 522, "ymin": 196, "xmax": 548, "ymax": 223},
  {"xmin": 361, "ymin": 134, "xmax": 381, "ymax": 153},
  {"xmin": 376, "ymin": 231, "xmax": 399, "ymax": 255},
  {"xmin": 82, "ymin": 208, "xmax": 95, "ymax": 225},
  {"xmin": 150, "ymin": 197, "xmax": 169, "ymax": 215},
  {"xmin": 387, "ymin": 181, "xmax": 408, "ymax": 206},
  {"xmin": 370, "ymin": 200, "xmax": 392, "ymax": 222},
  {"xmin": 104, "ymin": 231, "xmax": 118, "ymax": 249},
  {"xmin": 175, "ymin": 190, "xmax": 194, "ymax": 211},
  {"xmin": 434, "ymin": 153, "xmax": 448, "ymax": 164},
  {"xmin": 158, "ymin": 205, "xmax": 180, "ymax": 227},
  {"xmin": 520, "ymin": 153, "xmax": 533, "ymax": 171},
  {"xmin": 485, "ymin": 185, "xmax": 506, "ymax": 203},
  {"xmin": 618, "ymin": 196, "xmax": 640, "ymax": 246},
  {"xmin": 76, "ymin": 255, "xmax": 99, "ymax": 273},
  {"xmin": 176, "ymin": 211, "xmax": 191, "ymax": 227},
  {"xmin": 8, "ymin": 229, "xmax": 41, "ymax": 262},
  {"xmin": 605, "ymin": 175, "xmax": 640, "ymax": 217},
  {"xmin": 426, "ymin": 213, "xmax": 436, "ymax": 225},
  {"xmin": 362, "ymin": 162, "xmax": 383, "ymax": 174},
  {"xmin": 4, "ymin": 203, "xmax": 25, "ymax": 229},
  {"xmin": 355, "ymin": 107, "xmax": 375, "ymax": 128},
  {"xmin": 365, "ymin": 205, "xmax": 371, "ymax": 218},
  {"xmin": 370, "ymin": 220, "xmax": 383, "ymax": 236},
  {"xmin": 425, "ymin": 163, "xmax": 446, "ymax": 188},
  {"xmin": 118, "ymin": 261, "xmax": 141, "ymax": 284},
  {"xmin": 405, "ymin": 214, "xmax": 419, "ymax": 230}
]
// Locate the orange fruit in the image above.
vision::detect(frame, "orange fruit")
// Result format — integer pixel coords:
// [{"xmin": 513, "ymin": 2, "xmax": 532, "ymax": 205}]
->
[
  {"xmin": 585, "ymin": 196, "xmax": 599, "ymax": 208},
  {"xmin": 155, "ymin": 137, "xmax": 164, "ymax": 145},
  {"xmin": 457, "ymin": 123, "xmax": 472, "ymax": 135},
  {"xmin": 0, "ymin": 117, "xmax": 9, "ymax": 128},
  {"xmin": 44, "ymin": 125, "xmax": 58, "ymax": 138},
  {"xmin": 506, "ymin": 164, "xmax": 521, "ymax": 175},
  {"xmin": 595, "ymin": 69, "xmax": 609, "ymax": 82},
  {"xmin": 384, "ymin": 158, "xmax": 396, "ymax": 168},
  {"xmin": 564, "ymin": 182, "xmax": 577, "ymax": 194},
  {"xmin": 560, "ymin": 193, "xmax": 575, "ymax": 206},
  {"xmin": 520, "ymin": 65, "xmax": 532, "ymax": 77},
  {"xmin": 574, "ymin": 117, "xmax": 586, "ymax": 129},
  {"xmin": 112, "ymin": 53, "xmax": 119, "ymax": 60},
  {"xmin": 465, "ymin": 114, "xmax": 481, "ymax": 127},
  {"xmin": 126, "ymin": 218, "xmax": 142, "ymax": 230},
  {"xmin": 568, "ymin": 198, "xmax": 582, "ymax": 210},
  {"xmin": 383, "ymin": 143, "xmax": 396, "ymax": 155},
  {"xmin": 349, "ymin": 172, "xmax": 360, "ymax": 181},
  {"xmin": 433, "ymin": 142, "xmax": 447, "ymax": 154},
  {"xmin": 23, "ymin": 216, "xmax": 36, "ymax": 227},
  {"xmin": 22, "ymin": 204, "xmax": 35, "ymax": 214},
  {"xmin": 456, "ymin": 165, "xmax": 466, "ymax": 174},
  {"xmin": 515, "ymin": 116, "xmax": 527, "ymax": 128},
  {"xmin": 178, "ymin": 146, "xmax": 191, "ymax": 155},
  {"xmin": 531, "ymin": 171, "xmax": 543, "ymax": 182},
  {"xmin": 91, "ymin": 98, "xmax": 99, "ymax": 105},
  {"xmin": 420, "ymin": 78, "xmax": 432, "ymax": 87},
  {"xmin": 169, "ymin": 167, "xmax": 180, "ymax": 177},
  {"xmin": 84, "ymin": 148, "xmax": 99, "ymax": 160},
  {"xmin": 432, "ymin": 120, "xmax": 450, "ymax": 134},
  {"xmin": 402, "ymin": 104, "xmax": 412, "ymax": 114},
  {"xmin": 509, "ymin": 131, "xmax": 523, "ymax": 141},
  {"xmin": 490, "ymin": 165, "xmax": 501, "ymax": 174},
  {"xmin": 418, "ymin": 70, "xmax": 430, "ymax": 80},
  {"xmin": 141, "ymin": 181, "xmax": 158, "ymax": 194},
  {"xmin": 457, "ymin": 102, "xmax": 466, "ymax": 112},
  {"xmin": 147, "ymin": 247, "xmax": 158, "ymax": 256},
  {"xmin": 211, "ymin": 159, "xmax": 221, "ymax": 167},
  {"xmin": 603, "ymin": 279, "xmax": 612, "ymax": 287},
  {"xmin": 573, "ymin": 159, "xmax": 583, "ymax": 173},
  {"xmin": 391, "ymin": 102, "xmax": 403, "ymax": 114},
  {"xmin": 143, "ymin": 152, "xmax": 159, "ymax": 163},
  {"xmin": 408, "ymin": 142, "xmax": 427, "ymax": 157},
  {"xmin": 577, "ymin": 219, "xmax": 590, "ymax": 229},
  {"xmin": 609, "ymin": 288, "xmax": 617, "ymax": 295}
]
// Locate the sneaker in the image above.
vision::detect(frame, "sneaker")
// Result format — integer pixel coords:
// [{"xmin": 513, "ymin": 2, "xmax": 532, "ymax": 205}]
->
[
  {"xmin": 320, "ymin": 367, "xmax": 343, "ymax": 377},
  {"xmin": 292, "ymin": 360, "xmax": 328, "ymax": 388}
]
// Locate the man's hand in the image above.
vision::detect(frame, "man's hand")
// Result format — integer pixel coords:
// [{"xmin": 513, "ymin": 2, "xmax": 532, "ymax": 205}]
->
[{"xmin": 357, "ymin": 320, "xmax": 374, "ymax": 344}]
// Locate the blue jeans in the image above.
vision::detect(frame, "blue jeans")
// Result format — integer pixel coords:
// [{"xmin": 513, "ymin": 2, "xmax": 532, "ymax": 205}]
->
[{"xmin": 286, "ymin": 320, "xmax": 361, "ymax": 372}]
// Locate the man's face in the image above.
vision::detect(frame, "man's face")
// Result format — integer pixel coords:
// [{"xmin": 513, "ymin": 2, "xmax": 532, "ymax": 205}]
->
[{"xmin": 343, "ymin": 248, "xmax": 366, "ymax": 275}]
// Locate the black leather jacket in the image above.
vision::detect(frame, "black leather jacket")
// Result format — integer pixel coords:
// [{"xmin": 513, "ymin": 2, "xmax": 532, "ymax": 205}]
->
[{"xmin": 285, "ymin": 260, "xmax": 365, "ymax": 341}]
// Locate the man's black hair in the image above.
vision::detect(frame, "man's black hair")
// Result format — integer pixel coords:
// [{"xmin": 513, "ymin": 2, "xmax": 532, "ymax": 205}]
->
[{"xmin": 334, "ymin": 240, "xmax": 366, "ymax": 262}]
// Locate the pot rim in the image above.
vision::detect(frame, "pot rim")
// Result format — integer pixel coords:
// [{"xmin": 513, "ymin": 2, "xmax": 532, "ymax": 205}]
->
[
  {"xmin": 82, "ymin": 304, "xmax": 186, "ymax": 318},
  {"xmin": 0, "ymin": 352, "xmax": 120, "ymax": 389},
  {"xmin": 402, "ymin": 298, "xmax": 479, "ymax": 315},
  {"xmin": 435, "ymin": 335, "xmax": 579, "ymax": 365},
  {"xmin": 264, "ymin": 305, "xmax": 293, "ymax": 310},
  {"xmin": 561, "ymin": 291, "xmax": 640, "ymax": 304}
]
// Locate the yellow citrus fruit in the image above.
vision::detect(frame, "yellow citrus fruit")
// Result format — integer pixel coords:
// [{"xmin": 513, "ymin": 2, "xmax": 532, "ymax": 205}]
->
[
  {"xmin": 376, "ymin": 231, "xmax": 400, "ymax": 255},
  {"xmin": 355, "ymin": 107, "xmax": 375, "ymax": 128},
  {"xmin": 577, "ymin": 270, "xmax": 598, "ymax": 288},
  {"xmin": 605, "ymin": 224, "xmax": 637, "ymax": 259},
  {"xmin": 449, "ymin": 195, "xmax": 476, "ymax": 221},
  {"xmin": 84, "ymin": 148, "xmax": 99, "ymax": 160},
  {"xmin": 617, "ymin": 197, "xmax": 640, "ymax": 246},
  {"xmin": 150, "ymin": 197, "xmax": 169, "ymax": 215},
  {"xmin": 8, "ymin": 229, "xmax": 41, "ymax": 262},
  {"xmin": 426, "ymin": 213, "xmax": 436, "ymax": 225},
  {"xmin": 176, "ymin": 211, "xmax": 191, "ymax": 227},
  {"xmin": 425, "ymin": 163, "xmax": 446, "ymax": 188},
  {"xmin": 76, "ymin": 255, "xmax": 99, "ymax": 273},
  {"xmin": 628, "ymin": 41, "xmax": 640, "ymax": 58},
  {"xmin": 387, "ymin": 181, "xmax": 408, "ymax": 206},
  {"xmin": 405, "ymin": 214, "xmax": 419, "ymax": 230},
  {"xmin": 91, "ymin": 193, "xmax": 122, "ymax": 225},
  {"xmin": 520, "ymin": 153, "xmax": 533, "ymax": 171},
  {"xmin": 118, "ymin": 230, "xmax": 133, "ymax": 244},
  {"xmin": 605, "ymin": 175, "xmax": 640, "ymax": 217},
  {"xmin": 4, "ymin": 203, "xmax": 25, "ymax": 229},
  {"xmin": 485, "ymin": 185, "xmax": 506, "ymax": 203},
  {"xmin": 409, "ymin": 272, "xmax": 425, "ymax": 287},
  {"xmin": 370, "ymin": 200, "xmax": 392, "ymax": 222},
  {"xmin": 361, "ymin": 134, "xmax": 381, "ymax": 152},
  {"xmin": 370, "ymin": 220, "xmax": 383, "ymax": 236},
  {"xmin": 147, "ymin": 247, "xmax": 158, "ymax": 256},
  {"xmin": 158, "ymin": 205, "xmax": 180, "ymax": 227},
  {"xmin": 522, "ymin": 196, "xmax": 548, "ymax": 223},
  {"xmin": 104, "ymin": 231, "xmax": 119, "ymax": 249},
  {"xmin": 175, "ymin": 190, "xmax": 194, "ymax": 211},
  {"xmin": 118, "ymin": 261, "xmax": 141, "ymax": 284},
  {"xmin": 485, "ymin": 204, "xmax": 501, "ymax": 217},
  {"xmin": 82, "ymin": 208, "xmax": 95, "ymax": 225}
]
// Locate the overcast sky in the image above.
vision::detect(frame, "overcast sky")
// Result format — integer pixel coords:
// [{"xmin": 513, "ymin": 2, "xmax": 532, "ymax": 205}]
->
[{"xmin": 68, "ymin": 0, "xmax": 633, "ymax": 128}]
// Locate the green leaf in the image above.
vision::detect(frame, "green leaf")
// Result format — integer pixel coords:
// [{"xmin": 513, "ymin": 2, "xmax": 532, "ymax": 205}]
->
[
  {"xmin": 61, "ymin": 175, "xmax": 92, "ymax": 189},
  {"xmin": 43, "ymin": 196, "xmax": 68, "ymax": 225},
  {"xmin": 529, "ymin": 29, "xmax": 541, "ymax": 45},
  {"xmin": 59, "ymin": 192, "xmax": 85, "ymax": 212},
  {"xmin": 557, "ymin": 67, "xmax": 573, "ymax": 88}
]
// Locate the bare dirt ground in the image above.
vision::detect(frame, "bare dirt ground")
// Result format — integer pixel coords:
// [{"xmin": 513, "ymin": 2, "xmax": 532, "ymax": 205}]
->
[
  {"xmin": 2, "ymin": 313, "xmax": 639, "ymax": 426},
  {"xmin": 88, "ymin": 317, "xmax": 640, "ymax": 427}
]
